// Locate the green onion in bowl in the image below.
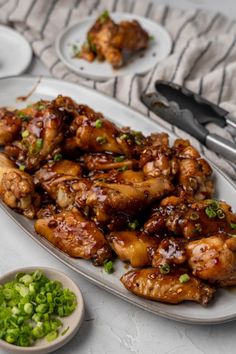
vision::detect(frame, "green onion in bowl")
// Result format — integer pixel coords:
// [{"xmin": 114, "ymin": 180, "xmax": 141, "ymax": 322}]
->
[{"xmin": 0, "ymin": 267, "xmax": 84, "ymax": 354}]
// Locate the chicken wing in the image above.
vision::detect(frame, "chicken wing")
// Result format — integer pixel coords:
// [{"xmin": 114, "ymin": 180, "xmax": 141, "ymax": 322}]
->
[
  {"xmin": 85, "ymin": 177, "xmax": 173, "ymax": 223},
  {"xmin": 140, "ymin": 133, "xmax": 178, "ymax": 178},
  {"xmin": 150, "ymin": 237, "xmax": 187, "ymax": 268},
  {"xmin": 144, "ymin": 196, "xmax": 235, "ymax": 239},
  {"xmin": 0, "ymin": 153, "xmax": 40, "ymax": 218},
  {"xmin": 65, "ymin": 105, "xmax": 145, "ymax": 157},
  {"xmin": 186, "ymin": 234, "xmax": 236, "ymax": 286},
  {"xmin": 0, "ymin": 108, "xmax": 22, "ymax": 145},
  {"xmin": 34, "ymin": 160, "xmax": 88, "ymax": 209},
  {"xmin": 173, "ymin": 139, "xmax": 213, "ymax": 200},
  {"xmin": 79, "ymin": 12, "xmax": 149, "ymax": 68},
  {"xmin": 83, "ymin": 152, "xmax": 138, "ymax": 172},
  {"xmin": 121, "ymin": 268, "xmax": 215, "ymax": 305},
  {"xmin": 35, "ymin": 209, "xmax": 112, "ymax": 265},
  {"xmin": 107, "ymin": 231, "xmax": 160, "ymax": 267},
  {"xmin": 5, "ymin": 99, "xmax": 69, "ymax": 171}
]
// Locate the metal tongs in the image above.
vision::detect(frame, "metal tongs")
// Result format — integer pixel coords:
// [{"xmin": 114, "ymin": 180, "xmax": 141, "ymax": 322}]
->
[{"xmin": 141, "ymin": 80, "xmax": 236, "ymax": 164}]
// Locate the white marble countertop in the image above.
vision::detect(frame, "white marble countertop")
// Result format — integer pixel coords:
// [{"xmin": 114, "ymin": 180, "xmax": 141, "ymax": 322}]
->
[{"xmin": 1, "ymin": 1, "xmax": 236, "ymax": 354}]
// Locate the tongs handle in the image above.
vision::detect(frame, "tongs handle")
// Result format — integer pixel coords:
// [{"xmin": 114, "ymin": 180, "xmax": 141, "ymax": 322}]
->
[
  {"xmin": 141, "ymin": 91, "xmax": 208, "ymax": 144},
  {"xmin": 206, "ymin": 134, "xmax": 236, "ymax": 163}
]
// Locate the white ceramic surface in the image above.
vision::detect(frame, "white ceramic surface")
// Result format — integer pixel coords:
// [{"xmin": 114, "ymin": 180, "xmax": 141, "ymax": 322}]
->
[
  {"xmin": 0, "ymin": 76, "xmax": 236, "ymax": 325},
  {"xmin": 0, "ymin": 25, "xmax": 32, "ymax": 78},
  {"xmin": 55, "ymin": 13, "xmax": 172, "ymax": 80},
  {"xmin": 0, "ymin": 266, "xmax": 84, "ymax": 354}
]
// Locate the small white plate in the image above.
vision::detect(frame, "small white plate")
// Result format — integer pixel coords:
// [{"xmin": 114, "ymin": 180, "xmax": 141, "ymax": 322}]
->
[
  {"xmin": 0, "ymin": 266, "xmax": 84, "ymax": 354},
  {"xmin": 55, "ymin": 13, "xmax": 172, "ymax": 81},
  {"xmin": 0, "ymin": 25, "xmax": 32, "ymax": 78}
]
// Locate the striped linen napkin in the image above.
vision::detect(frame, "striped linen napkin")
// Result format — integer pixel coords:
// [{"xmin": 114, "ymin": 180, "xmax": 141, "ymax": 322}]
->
[{"xmin": 0, "ymin": 0, "xmax": 236, "ymax": 178}]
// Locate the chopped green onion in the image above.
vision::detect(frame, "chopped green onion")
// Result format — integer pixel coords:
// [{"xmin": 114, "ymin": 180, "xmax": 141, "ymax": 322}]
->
[
  {"xmin": 20, "ymin": 274, "xmax": 33, "ymax": 285},
  {"xmin": 205, "ymin": 206, "xmax": 217, "ymax": 218},
  {"xmin": 159, "ymin": 263, "xmax": 171, "ymax": 274},
  {"xmin": 21, "ymin": 130, "xmax": 29, "ymax": 138},
  {"xmin": 217, "ymin": 208, "xmax": 225, "ymax": 219},
  {"xmin": 32, "ymin": 270, "xmax": 43, "ymax": 281},
  {"xmin": 149, "ymin": 35, "xmax": 155, "ymax": 41},
  {"xmin": 128, "ymin": 220, "xmax": 139, "ymax": 230},
  {"xmin": 54, "ymin": 153, "xmax": 63, "ymax": 162},
  {"xmin": 36, "ymin": 293, "xmax": 46, "ymax": 304},
  {"xmin": 230, "ymin": 223, "xmax": 236, "ymax": 230},
  {"xmin": 32, "ymin": 325, "xmax": 44, "ymax": 339},
  {"xmin": 120, "ymin": 133, "xmax": 129, "ymax": 140},
  {"xmin": 189, "ymin": 212, "xmax": 199, "ymax": 221},
  {"xmin": 36, "ymin": 103, "xmax": 46, "ymax": 111},
  {"xmin": 207, "ymin": 200, "xmax": 219, "ymax": 210},
  {"xmin": 96, "ymin": 136, "xmax": 107, "ymax": 144},
  {"xmin": 228, "ymin": 234, "xmax": 236, "ymax": 238},
  {"xmin": 24, "ymin": 303, "xmax": 33, "ymax": 315},
  {"xmin": 96, "ymin": 178, "xmax": 107, "ymax": 183},
  {"xmin": 179, "ymin": 274, "xmax": 190, "ymax": 283},
  {"xmin": 19, "ymin": 165, "xmax": 25, "ymax": 171},
  {"xmin": 104, "ymin": 260, "xmax": 114, "ymax": 274},
  {"xmin": 61, "ymin": 326, "xmax": 69, "ymax": 336},
  {"xmin": 99, "ymin": 10, "xmax": 109, "ymax": 24},
  {"xmin": 71, "ymin": 44, "xmax": 80, "ymax": 56},
  {"xmin": 46, "ymin": 330, "xmax": 58, "ymax": 342},
  {"xmin": 194, "ymin": 223, "xmax": 202, "ymax": 233},
  {"xmin": 0, "ymin": 270, "xmax": 77, "ymax": 347},
  {"xmin": 17, "ymin": 111, "xmax": 29, "ymax": 122},
  {"xmin": 35, "ymin": 138, "xmax": 43, "ymax": 152},
  {"xmin": 95, "ymin": 119, "xmax": 103, "ymax": 128},
  {"xmin": 117, "ymin": 165, "xmax": 128, "ymax": 172},
  {"xmin": 114, "ymin": 155, "xmax": 125, "ymax": 162}
]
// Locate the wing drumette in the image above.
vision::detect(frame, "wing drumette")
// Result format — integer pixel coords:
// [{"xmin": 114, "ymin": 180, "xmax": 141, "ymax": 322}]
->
[
  {"xmin": 186, "ymin": 234, "xmax": 236, "ymax": 287},
  {"xmin": 4, "ymin": 99, "xmax": 70, "ymax": 171},
  {"xmin": 0, "ymin": 153, "xmax": 40, "ymax": 218}
]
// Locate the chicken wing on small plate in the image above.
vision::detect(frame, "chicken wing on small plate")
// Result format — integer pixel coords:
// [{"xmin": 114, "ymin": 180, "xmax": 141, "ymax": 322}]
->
[{"xmin": 79, "ymin": 12, "xmax": 149, "ymax": 68}]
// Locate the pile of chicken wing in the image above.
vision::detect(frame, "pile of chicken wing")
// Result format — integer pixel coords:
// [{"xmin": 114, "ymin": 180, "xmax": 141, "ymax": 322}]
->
[
  {"xmin": 77, "ymin": 11, "xmax": 149, "ymax": 68},
  {"xmin": 1, "ymin": 95, "xmax": 236, "ymax": 306}
]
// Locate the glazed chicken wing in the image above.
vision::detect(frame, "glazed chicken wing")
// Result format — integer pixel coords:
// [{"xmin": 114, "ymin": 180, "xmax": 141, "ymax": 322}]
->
[
  {"xmin": 150, "ymin": 237, "xmax": 187, "ymax": 268},
  {"xmin": 173, "ymin": 139, "xmax": 213, "ymax": 200},
  {"xmin": 186, "ymin": 234, "xmax": 236, "ymax": 286},
  {"xmin": 140, "ymin": 133, "xmax": 178, "ymax": 178},
  {"xmin": 79, "ymin": 12, "xmax": 149, "ymax": 68},
  {"xmin": 144, "ymin": 196, "xmax": 235, "ymax": 239},
  {"xmin": 107, "ymin": 231, "xmax": 160, "ymax": 267},
  {"xmin": 5, "ymin": 99, "xmax": 69, "ymax": 171},
  {"xmin": 84, "ymin": 177, "xmax": 173, "ymax": 223},
  {"xmin": 121, "ymin": 268, "xmax": 215, "ymax": 305},
  {"xmin": 34, "ymin": 160, "xmax": 90, "ymax": 210},
  {"xmin": 0, "ymin": 153, "xmax": 40, "ymax": 218},
  {"xmin": 35, "ymin": 209, "xmax": 112, "ymax": 265},
  {"xmin": 65, "ymin": 105, "xmax": 145, "ymax": 157},
  {"xmin": 83, "ymin": 152, "xmax": 138, "ymax": 172},
  {"xmin": 0, "ymin": 108, "xmax": 22, "ymax": 145}
]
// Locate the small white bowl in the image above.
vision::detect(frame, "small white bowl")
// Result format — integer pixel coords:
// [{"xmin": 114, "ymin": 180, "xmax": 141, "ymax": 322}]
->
[{"xmin": 0, "ymin": 267, "xmax": 84, "ymax": 354}]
